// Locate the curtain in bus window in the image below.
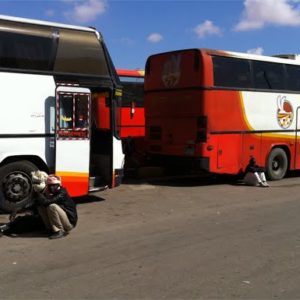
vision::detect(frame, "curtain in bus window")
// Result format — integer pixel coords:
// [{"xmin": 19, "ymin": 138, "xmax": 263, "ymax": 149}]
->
[
  {"xmin": 213, "ymin": 56, "xmax": 251, "ymax": 88},
  {"xmin": 59, "ymin": 95, "xmax": 73, "ymax": 129},
  {"xmin": 0, "ymin": 21, "xmax": 53, "ymax": 71},
  {"xmin": 253, "ymin": 61, "xmax": 285, "ymax": 90},
  {"xmin": 75, "ymin": 95, "xmax": 89, "ymax": 128}
]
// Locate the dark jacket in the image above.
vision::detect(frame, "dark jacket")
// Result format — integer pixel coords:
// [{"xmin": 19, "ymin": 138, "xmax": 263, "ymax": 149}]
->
[
  {"xmin": 36, "ymin": 187, "xmax": 78, "ymax": 227},
  {"xmin": 245, "ymin": 162, "xmax": 265, "ymax": 173}
]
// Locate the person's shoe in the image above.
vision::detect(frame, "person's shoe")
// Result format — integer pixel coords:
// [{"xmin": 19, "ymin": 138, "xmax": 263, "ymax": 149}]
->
[
  {"xmin": 0, "ymin": 224, "xmax": 9, "ymax": 232},
  {"xmin": 259, "ymin": 181, "xmax": 269, "ymax": 187},
  {"xmin": 49, "ymin": 230, "xmax": 66, "ymax": 239}
]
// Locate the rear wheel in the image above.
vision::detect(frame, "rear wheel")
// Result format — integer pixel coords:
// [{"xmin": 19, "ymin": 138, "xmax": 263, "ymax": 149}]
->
[
  {"xmin": 0, "ymin": 161, "xmax": 38, "ymax": 212},
  {"xmin": 266, "ymin": 148, "xmax": 288, "ymax": 180}
]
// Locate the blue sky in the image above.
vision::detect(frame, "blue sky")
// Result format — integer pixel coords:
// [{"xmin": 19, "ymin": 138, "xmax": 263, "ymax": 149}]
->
[{"xmin": 1, "ymin": 0, "xmax": 300, "ymax": 69}]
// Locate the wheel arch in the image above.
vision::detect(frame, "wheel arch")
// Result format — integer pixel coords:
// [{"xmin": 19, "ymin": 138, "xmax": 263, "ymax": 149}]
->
[{"xmin": 0, "ymin": 155, "xmax": 50, "ymax": 174}]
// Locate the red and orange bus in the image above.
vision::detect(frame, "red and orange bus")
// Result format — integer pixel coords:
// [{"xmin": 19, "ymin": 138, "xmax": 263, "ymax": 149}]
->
[
  {"xmin": 144, "ymin": 48, "xmax": 300, "ymax": 180},
  {"xmin": 117, "ymin": 69, "xmax": 145, "ymax": 139},
  {"xmin": 116, "ymin": 69, "xmax": 146, "ymax": 169}
]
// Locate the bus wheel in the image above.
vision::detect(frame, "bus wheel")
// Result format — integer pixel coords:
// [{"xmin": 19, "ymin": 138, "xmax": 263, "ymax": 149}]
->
[
  {"xmin": 0, "ymin": 161, "xmax": 38, "ymax": 213},
  {"xmin": 266, "ymin": 148, "xmax": 288, "ymax": 180}
]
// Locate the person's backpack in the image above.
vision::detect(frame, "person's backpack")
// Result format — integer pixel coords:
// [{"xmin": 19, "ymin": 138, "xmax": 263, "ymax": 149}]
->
[{"xmin": 243, "ymin": 172, "xmax": 258, "ymax": 186}]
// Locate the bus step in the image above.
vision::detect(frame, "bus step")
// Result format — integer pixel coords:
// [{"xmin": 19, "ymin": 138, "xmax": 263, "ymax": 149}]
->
[
  {"xmin": 89, "ymin": 186, "xmax": 108, "ymax": 192},
  {"xmin": 89, "ymin": 177, "xmax": 108, "ymax": 192}
]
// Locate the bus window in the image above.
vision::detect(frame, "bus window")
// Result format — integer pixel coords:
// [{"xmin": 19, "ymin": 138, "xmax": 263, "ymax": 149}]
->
[
  {"xmin": 253, "ymin": 61, "xmax": 285, "ymax": 90},
  {"xmin": 121, "ymin": 81, "xmax": 144, "ymax": 107},
  {"xmin": 59, "ymin": 94, "xmax": 73, "ymax": 129},
  {"xmin": 286, "ymin": 64, "xmax": 300, "ymax": 91},
  {"xmin": 75, "ymin": 95, "xmax": 89, "ymax": 128},
  {"xmin": 213, "ymin": 56, "xmax": 251, "ymax": 88},
  {"xmin": 0, "ymin": 20, "xmax": 53, "ymax": 71}
]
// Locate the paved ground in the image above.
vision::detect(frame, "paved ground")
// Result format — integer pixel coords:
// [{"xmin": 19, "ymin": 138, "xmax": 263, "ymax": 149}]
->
[{"xmin": 1, "ymin": 173, "xmax": 300, "ymax": 299}]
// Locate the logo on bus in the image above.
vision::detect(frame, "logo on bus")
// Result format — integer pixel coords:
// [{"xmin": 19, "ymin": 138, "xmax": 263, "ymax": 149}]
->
[
  {"xmin": 162, "ymin": 54, "xmax": 181, "ymax": 88},
  {"xmin": 277, "ymin": 95, "xmax": 293, "ymax": 129}
]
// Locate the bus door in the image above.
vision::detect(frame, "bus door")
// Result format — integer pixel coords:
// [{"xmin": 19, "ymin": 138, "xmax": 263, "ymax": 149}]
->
[
  {"xmin": 55, "ymin": 86, "xmax": 91, "ymax": 197},
  {"xmin": 294, "ymin": 107, "xmax": 300, "ymax": 169}
]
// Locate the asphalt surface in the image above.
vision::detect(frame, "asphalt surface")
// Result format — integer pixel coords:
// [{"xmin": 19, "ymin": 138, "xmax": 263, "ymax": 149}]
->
[{"xmin": 1, "ymin": 174, "xmax": 300, "ymax": 299}]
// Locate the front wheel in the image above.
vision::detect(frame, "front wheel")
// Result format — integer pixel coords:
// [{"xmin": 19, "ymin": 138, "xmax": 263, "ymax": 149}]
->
[
  {"xmin": 0, "ymin": 161, "xmax": 38, "ymax": 212},
  {"xmin": 266, "ymin": 148, "xmax": 288, "ymax": 180}
]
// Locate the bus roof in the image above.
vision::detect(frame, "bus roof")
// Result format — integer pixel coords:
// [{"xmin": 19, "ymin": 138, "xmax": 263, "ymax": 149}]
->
[
  {"xmin": 209, "ymin": 49, "xmax": 300, "ymax": 66},
  {"xmin": 0, "ymin": 14, "xmax": 98, "ymax": 34},
  {"xmin": 148, "ymin": 48, "xmax": 300, "ymax": 66}
]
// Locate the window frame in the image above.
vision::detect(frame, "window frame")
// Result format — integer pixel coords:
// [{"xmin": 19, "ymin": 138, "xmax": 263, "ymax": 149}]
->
[{"xmin": 212, "ymin": 54, "xmax": 300, "ymax": 93}]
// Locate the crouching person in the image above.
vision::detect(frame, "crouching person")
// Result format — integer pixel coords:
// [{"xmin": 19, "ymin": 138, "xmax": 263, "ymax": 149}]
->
[
  {"xmin": 36, "ymin": 175, "xmax": 78, "ymax": 239},
  {"xmin": 244, "ymin": 157, "xmax": 269, "ymax": 187}
]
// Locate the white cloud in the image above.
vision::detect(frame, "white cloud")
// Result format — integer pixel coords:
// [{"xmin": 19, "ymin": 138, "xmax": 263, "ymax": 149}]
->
[
  {"xmin": 247, "ymin": 47, "xmax": 264, "ymax": 55},
  {"xmin": 64, "ymin": 0, "xmax": 107, "ymax": 23},
  {"xmin": 193, "ymin": 20, "xmax": 221, "ymax": 39},
  {"xmin": 120, "ymin": 37, "xmax": 135, "ymax": 46},
  {"xmin": 147, "ymin": 33, "xmax": 163, "ymax": 43},
  {"xmin": 45, "ymin": 9, "xmax": 55, "ymax": 17},
  {"xmin": 235, "ymin": 0, "xmax": 300, "ymax": 31}
]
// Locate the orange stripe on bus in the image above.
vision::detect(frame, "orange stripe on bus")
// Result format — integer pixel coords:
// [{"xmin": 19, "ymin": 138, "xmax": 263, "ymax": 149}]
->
[{"xmin": 55, "ymin": 172, "xmax": 89, "ymax": 197}]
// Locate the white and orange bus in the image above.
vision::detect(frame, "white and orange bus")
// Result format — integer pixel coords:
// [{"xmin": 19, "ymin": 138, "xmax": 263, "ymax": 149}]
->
[
  {"xmin": 144, "ymin": 48, "xmax": 300, "ymax": 180},
  {"xmin": 0, "ymin": 15, "xmax": 124, "ymax": 212}
]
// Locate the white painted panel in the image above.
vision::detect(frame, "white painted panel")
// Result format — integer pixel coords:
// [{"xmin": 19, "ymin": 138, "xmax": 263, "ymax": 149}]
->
[
  {"xmin": 55, "ymin": 139, "xmax": 90, "ymax": 173},
  {"xmin": 242, "ymin": 91, "xmax": 300, "ymax": 135},
  {"xmin": 113, "ymin": 136, "xmax": 125, "ymax": 170},
  {"xmin": 0, "ymin": 72, "xmax": 56, "ymax": 134},
  {"xmin": 0, "ymin": 137, "xmax": 55, "ymax": 168}
]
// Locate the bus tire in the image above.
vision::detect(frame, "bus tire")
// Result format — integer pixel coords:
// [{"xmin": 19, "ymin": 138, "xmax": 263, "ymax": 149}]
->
[
  {"xmin": 266, "ymin": 148, "xmax": 288, "ymax": 180},
  {"xmin": 0, "ymin": 160, "xmax": 38, "ymax": 213}
]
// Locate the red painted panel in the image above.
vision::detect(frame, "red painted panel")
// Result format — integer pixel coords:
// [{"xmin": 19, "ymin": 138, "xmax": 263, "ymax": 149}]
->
[{"xmin": 93, "ymin": 95, "xmax": 110, "ymax": 130}]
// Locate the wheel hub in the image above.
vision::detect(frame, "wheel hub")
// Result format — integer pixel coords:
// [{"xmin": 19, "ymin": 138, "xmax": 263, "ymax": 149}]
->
[
  {"xmin": 3, "ymin": 173, "xmax": 31, "ymax": 203},
  {"xmin": 272, "ymin": 160, "xmax": 279, "ymax": 170}
]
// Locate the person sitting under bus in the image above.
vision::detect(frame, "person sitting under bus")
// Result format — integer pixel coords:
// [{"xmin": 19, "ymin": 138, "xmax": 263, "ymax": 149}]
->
[
  {"xmin": 0, "ymin": 172, "xmax": 77, "ymax": 238},
  {"xmin": 0, "ymin": 171, "xmax": 48, "ymax": 237},
  {"xmin": 244, "ymin": 157, "xmax": 269, "ymax": 187},
  {"xmin": 36, "ymin": 175, "xmax": 78, "ymax": 239}
]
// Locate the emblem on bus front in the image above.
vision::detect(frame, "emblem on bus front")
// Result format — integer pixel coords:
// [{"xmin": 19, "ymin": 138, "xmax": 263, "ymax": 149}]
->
[
  {"xmin": 162, "ymin": 54, "xmax": 181, "ymax": 88},
  {"xmin": 277, "ymin": 95, "xmax": 293, "ymax": 129}
]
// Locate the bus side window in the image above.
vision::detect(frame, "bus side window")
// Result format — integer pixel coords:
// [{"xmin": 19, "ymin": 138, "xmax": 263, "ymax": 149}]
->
[
  {"xmin": 212, "ymin": 56, "xmax": 251, "ymax": 88},
  {"xmin": 75, "ymin": 94, "xmax": 89, "ymax": 128},
  {"xmin": 286, "ymin": 64, "xmax": 300, "ymax": 91},
  {"xmin": 59, "ymin": 94, "xmax": 73, "ymax": 129},
  {"xmin": 253, "ymin": 61, "xmax": 285, "ymax": 90}
]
